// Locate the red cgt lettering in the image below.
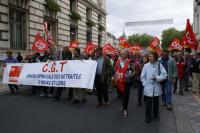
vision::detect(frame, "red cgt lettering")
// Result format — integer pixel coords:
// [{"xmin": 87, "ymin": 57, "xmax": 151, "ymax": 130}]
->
[
  {"xmin": 42, "ymin": 64, "xmax": 48, "ymax": 72},
  {"xmin": 60, "ymin": 61, "xmax": 67, "ymax": 72},
  {"xmin": 51, "ymin": 61, "xmax": 56, "ymax": 72}
]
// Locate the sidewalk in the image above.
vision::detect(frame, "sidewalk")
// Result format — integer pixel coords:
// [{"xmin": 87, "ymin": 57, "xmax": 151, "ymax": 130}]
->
[
  {"xmin": 0, "ymin": 83, "xmax": 9, "ymax": 93},
  {"xmin": 173, "ymin": 91, "xmax": 200, "ymax": 133}
]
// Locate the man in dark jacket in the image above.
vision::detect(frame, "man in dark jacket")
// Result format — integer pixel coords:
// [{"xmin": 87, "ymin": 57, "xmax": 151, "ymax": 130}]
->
[
  {"xmin": 191, "ymin": 52, "xmax": 200, "ymax": 94},
  {"xmin": 40, "ymin": 48, "xmax": 57, "ymax": 97},
  {"xmin": 62, "ymin": 46, "xmax": 72, "ymax": 61},
  {"xmin": 31, "ymin": 52, "xmax": 41, "ymax": 94},
  {"xmin": 16, "ymin": 52, "xmax": 23, "ymax": 63},
  {"xmin": 54, "ymin": 46, "xmax": 73, "ymax": 101},
  {"xmin": 94, "ymin": 47, "xmax": 112, "ymax": 107}
]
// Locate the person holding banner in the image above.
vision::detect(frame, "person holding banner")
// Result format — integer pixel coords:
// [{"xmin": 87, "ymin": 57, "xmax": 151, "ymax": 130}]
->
[
  {"xmin": 39, "ymin": 48, "xmax": 57, "ymax": 97},
  {"xmin": 115, "ymin": 49, "xmax": 134, "ymax": 119},
  {"xmin": 54, "ymin": 46, "xmax": 73, "ymax": 102},
  {"xmin": 72, "ymin": 47, "xmax": 87, "ymax": 104},
  {"xmin": 94, "ymin": 47, "xmax": 112, "ymax": 107},
  {"xmin": 141, "ymin": 51, "xmax": 167, "ymax": 123},
  {"xmin": 3, "ymin": 50, "xmax": 19, "ymax": 94},
  {"xmin": 30, "ymin": 52, "xmax": 41, "ymax": 95}
]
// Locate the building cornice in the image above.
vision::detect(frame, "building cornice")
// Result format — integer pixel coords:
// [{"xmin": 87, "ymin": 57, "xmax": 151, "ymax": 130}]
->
[{"xmin": 79, "ymin": 0, "xmax": 107, "ymax": 16}]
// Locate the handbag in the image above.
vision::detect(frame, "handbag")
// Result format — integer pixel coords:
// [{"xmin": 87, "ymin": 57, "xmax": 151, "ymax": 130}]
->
[{"xmin": 158, "ymin": 62, "xmax": 167, "ymax": 85}]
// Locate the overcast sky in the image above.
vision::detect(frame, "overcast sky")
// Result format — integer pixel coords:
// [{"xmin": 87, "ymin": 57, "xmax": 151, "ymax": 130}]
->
[{"xmin": 106, "ymin": 0, "xmax": 193, "ymax": 38}]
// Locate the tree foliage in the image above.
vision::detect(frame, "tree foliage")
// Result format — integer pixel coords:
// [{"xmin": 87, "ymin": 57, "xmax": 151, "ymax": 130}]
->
[
  {"xmin": 161, "ymin": 28, "xmax": 184, "ymax": 50},
  {"xmin": 127, "ymin": 33, "xmax": 153, "ymax": 47}
]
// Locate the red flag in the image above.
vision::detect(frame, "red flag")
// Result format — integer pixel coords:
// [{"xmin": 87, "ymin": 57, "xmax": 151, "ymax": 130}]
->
[
  {"xmin": 118, "ymin": 36, "xmax": 126, "ymax": 42},
  {"xmin": 130, "ymin": 44, "xmax": 142, "ymax": 52},
  {"xmin": 168, "ymin": 38, "xmax": 184, "ymax": 51},
  {"xmin": 103, "ymin": 43, "xmax": 116, "ymax": 55},
  {"xmin": 84, "ymin": 42, "xmax": 97, "ymax": 54},
  {"xmin": 183, "ymin": 19, "xmax": 198, "ymax": 50},
  {"xmin": 118, "ymin": 36, "xmax": 131, "ymax": 48},
  {"xmin": 68, "ymin": 40, "xmax": 79, "ymax": 49},
  {"xmin": 32, "ymin": 33, "xmax": 49, "ymax": 52},
  {"xmin": 149, "ymin": 37, "xmax": 160, "ymax": 49},
  {"xmin": 121, "ymin": 41, "xmax": 131, "ymax": 48},
  {"xmin": 149, "ymin": 37, "xmax": 162, "ymax": 54},
  {"xmin": 155, "ymin": 47, "xmax": 163, "ymax": 56}
]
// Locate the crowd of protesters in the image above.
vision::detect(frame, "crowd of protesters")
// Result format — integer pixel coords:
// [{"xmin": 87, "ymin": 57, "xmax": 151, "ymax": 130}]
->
[{"xmin": 2, "ymin": 46, "xmax": 200, "ymax": 123}]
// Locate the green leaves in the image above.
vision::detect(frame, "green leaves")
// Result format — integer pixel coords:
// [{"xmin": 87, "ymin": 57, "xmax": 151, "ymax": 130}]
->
[
  {"xmin": 127, "ymin": 33, "xmax": 153, "ymax": 47},
  {"xmin": 98, "ymin": 24, "xmax": 105, "ymax": 32},
  {"xmin": 86, "ymin": 19, "xmax": 96, "ymax": 28},
  {"xmin": 161, "ymin": 28, "xmax": 184, "ymax": 50},
  {"xmin": 69, "ymin": 11, "xmax": 82, "ymax": 22},
  {"xmin": 46, "ymin": 0, "xmax": 61, "ymax": 12}
]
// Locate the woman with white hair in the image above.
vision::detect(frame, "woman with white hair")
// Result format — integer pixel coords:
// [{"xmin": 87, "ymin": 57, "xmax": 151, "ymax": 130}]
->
[{"xmin": 115, "ymin": 48, "xmax": 134, "ymax": 118}]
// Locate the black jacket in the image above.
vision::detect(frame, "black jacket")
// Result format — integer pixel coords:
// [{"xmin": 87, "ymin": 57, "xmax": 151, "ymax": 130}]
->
[{"xmin": 191, "ymin": 57, "xmax": 200, "ymax": 73}]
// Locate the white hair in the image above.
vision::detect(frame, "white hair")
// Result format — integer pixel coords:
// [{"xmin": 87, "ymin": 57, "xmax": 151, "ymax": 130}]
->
[{"xmin": 121, "ymin": 48, "xmax": 130, "ymax": 55}]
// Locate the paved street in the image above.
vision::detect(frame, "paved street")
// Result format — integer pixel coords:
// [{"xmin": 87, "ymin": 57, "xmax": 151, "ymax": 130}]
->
[
  {"xmin": 173, "ymin": 91, "xmax": 200, "ymax": 133},
  {"xmin": 0, "ymin": 87, "xmax": 177, "ymax": 133}
]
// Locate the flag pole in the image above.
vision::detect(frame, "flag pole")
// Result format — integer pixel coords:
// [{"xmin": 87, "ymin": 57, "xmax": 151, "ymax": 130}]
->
[{"xmin": 183, "ymin": 41, "xmax": 186, "ymax": 61}]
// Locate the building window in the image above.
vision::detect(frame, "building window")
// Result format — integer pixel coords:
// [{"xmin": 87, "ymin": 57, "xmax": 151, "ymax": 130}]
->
[
  {"xmin": 70, "ymin": 0, "xmax": 77, "ymax": 12},
  {"xmin": 9, "ymin": 8, "xmax": 26, "ymax": 50},
  {"xmin": 86, "ymin": 30, "xmax": 92, "ymax": 43},
  {"xmin": 98, "ymin": 0, "xmax": 102, "ymax": 8},
  {"xmin": 86, "ymin": 8, "xmax": 92, "ymax": 20},
  {"xmin": 98, "ymin": 14, "xmax": 102, "ymax": 24},
  {"xmin": 98, "ymin": 34, "xmax": 102, "ymax": 46},
  {"xmin": 70, "ymin": 26, "xmax": 78, "ymax": 41},
  {"xmin": 44, "ymin": 18, "xmax": 57, "ymax": 45}
]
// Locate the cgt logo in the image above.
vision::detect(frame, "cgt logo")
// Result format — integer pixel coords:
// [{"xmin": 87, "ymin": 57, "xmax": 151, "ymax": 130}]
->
[
  {"xmin": 171, "ymin": 42, "xmax": 183, "ymax": 50},
  {"xmin": 35, "ymin": 40, "xmax": 47, "ymax": 50},
  {"xmin": 186, "ymin": 32, "xmax": 195, "ymax": 44},
  {"xmin": 9, "ymin": 66, "xmax": 22, "ymax": 83},
  {"xmin": 115, "ymin": 72, "xmax": 123, "ymax": 79}
]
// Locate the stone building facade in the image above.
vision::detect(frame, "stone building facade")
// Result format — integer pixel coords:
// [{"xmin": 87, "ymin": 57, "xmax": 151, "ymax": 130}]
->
[
  {"xmin": 106, "ymin": 32, "xmax": 118, "ymax": 48},
  {"xmin": 0, "ymin": 0, "xmax": 106, "ymax": 57},
  {"xmin": 194, "ymin": 0, "xmax": 200, "ymax": 41},
  {"xmin": 193, "ymin": 0, "xmax": 200, "ymax": 51}
]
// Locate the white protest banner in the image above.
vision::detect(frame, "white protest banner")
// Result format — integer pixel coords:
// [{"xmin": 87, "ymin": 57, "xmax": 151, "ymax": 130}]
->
[{"xmin": 2, "ymin": 60, "xmax": 97, "ymax": 89}]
